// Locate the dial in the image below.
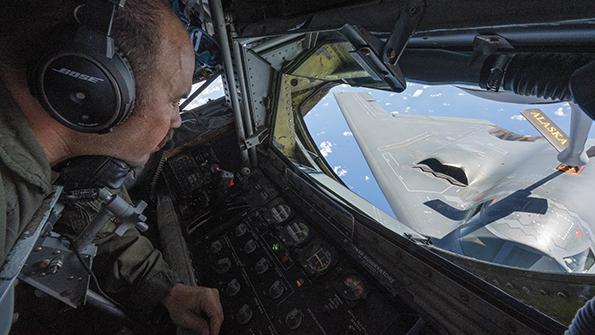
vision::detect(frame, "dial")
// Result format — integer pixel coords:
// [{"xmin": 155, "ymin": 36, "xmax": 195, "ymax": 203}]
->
[
  {"xmin": 280, "ymin": 220, "xmax": 310, "ymax": 246},
  {"xmin": 209, "ymin": 240, "xmax": 223, "ymax": 254},
  {"xmin": 214, "ymin": 257, "xmax": 232, "ymax": 274},
  {"xmin": 243, "ymin": 239, "xmax": 257, "ymax": 254},
  {"xmin": 339, "ymin": 274, "xmax": 368, "ymax": 301},
  {"xmin": 268, "ymin": 280, "xmax": 286, "ymax": 299},
  {"xmin": 254, "ymin": 257, "xmax": 270, "ymax": 274},
  {"xmin": 285, "ymin": 308, "xmax": 304, "ymax": 330},
  {"xmin": 224, "ymin": 278, "xmax": 241, "ymax": 297},
  {"xmin": 235, "ymin": 304, "xmax": 253, "ymax": 325},
  {"xmin": 234, "ymin": 223, "xmax": 248, "ymax": 237},
  {"xmin": 299, "ymin": 241, "xmax": 334, "ymax": 275}
]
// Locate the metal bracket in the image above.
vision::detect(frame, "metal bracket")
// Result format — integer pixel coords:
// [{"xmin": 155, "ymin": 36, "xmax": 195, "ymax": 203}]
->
[
  {"xmin": 472, "ymin": 35, "xmax": 515, "ymax": 92},
  {"xmin": 241, "ymin": 128, "xmax": 269, "ymax": 150},
  {"xmin": 473, "ymin": 34, "xmax": 514, "ymax": 56},
  {"xmin": 382, "ymin": 0, "xmax": 426, "ymax": 73},
  {"xmin": 19, "ymin": 233, "xmax": 96, "ymax": 308},
  {"xmin": 340, "ymin": 0, "xmax": 425, "ymax": 92}
]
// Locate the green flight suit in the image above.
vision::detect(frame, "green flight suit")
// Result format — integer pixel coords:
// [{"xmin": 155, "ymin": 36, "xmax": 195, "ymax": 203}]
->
[{"xmin": 0, "ymin": 81, "xmax": 178, "ymax": 319}]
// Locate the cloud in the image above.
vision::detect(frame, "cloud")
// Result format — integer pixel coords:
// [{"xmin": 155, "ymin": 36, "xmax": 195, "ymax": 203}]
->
[
  {"xmin": 510, "ymin": 114, "xmax": 526, "ymax": 121},
  {"xmin": 554, "ymin": 107, "xmax": 567, "ymax": 117},
  {"xmin": 342, "ymin": 131, "xmax": 353, "ymax": 137},
  {"xmin": 333, "ymin": 166, "xmax": 348, "ymax": 177},
  {"xmin": 323, "ymin": 102, "xmax": 329, "ymax": 107},
  {"xmin": 316, "ymin": 131, "xmax": 326, "ymax": 136},
  {"xmin": 389, "ymin": 93, "xmax": 397, "ymax": 97},
  {"xmin": 430, "ymin": 93, "xmax": 443, "ymax": 97},
  {"xmin": 442, "ymin": 102, "xmax": 451, "ymax": 106},
  {"xmin": 319, "ymin": 141, "xmax": 333, "ymax": 157},
  {"xmin": 364, "ymin": 176, "xmax": 370, "ymax": 181},
  {"xmin": 412, "ymin": 89, "xmax": 423, "ymax": 97},
  {"xmin": 457, "ymin": 92, "xmax": 465, "ymax": 96},
  {"xmin": 203, "ymin": 78, "xmax": 224, "ymax": 95},
  {"xmin": 385, "ymin": 102, "xmax": 392, "ymax": 106},
  {"xmin": 182, "ymin": 78, "xmax": 225, "ymax": 110}
]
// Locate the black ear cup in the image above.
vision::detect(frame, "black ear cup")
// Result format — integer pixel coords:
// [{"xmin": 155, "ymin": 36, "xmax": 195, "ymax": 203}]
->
[{"xmin": 29, "ymin": 25, "xmax": 136, "ymax": 133}]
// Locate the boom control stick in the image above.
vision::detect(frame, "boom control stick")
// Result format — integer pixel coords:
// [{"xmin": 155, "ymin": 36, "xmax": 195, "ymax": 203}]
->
[{"xmin": 74, "ymin": 187, "xmax": 148, "ymax": 253}]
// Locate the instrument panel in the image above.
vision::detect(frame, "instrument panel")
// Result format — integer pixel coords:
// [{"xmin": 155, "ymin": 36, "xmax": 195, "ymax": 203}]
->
[{"xmin": 166, "ymin": 148, "xmax": 422, "ymax": 334}]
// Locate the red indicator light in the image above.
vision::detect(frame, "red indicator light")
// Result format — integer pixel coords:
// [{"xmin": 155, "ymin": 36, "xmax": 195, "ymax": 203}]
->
[{"xmin": 576, "ymin": 230, "xmax": 583, "ymax": 238}]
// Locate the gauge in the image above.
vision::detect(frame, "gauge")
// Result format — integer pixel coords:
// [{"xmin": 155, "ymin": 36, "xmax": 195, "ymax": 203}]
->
[
  {"xmin": 270, "ymin": 203, "xmax": 292, "ymax": 224},
  {"xmin": 299, "ymin": 241, "xmax": 335, "ymax": 275},
  {"xmin": 339, "ymin": 274, "xmax": 368, "ymax": 301},
  {"xmin": 280, "ymin": 220, "xmax": 311, "ymax": 246}
]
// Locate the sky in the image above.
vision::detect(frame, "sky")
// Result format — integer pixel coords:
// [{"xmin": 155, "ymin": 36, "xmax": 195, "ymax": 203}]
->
[{"xmin": 182, "ymin": 78, "xmax": 592, "ymax": 219}]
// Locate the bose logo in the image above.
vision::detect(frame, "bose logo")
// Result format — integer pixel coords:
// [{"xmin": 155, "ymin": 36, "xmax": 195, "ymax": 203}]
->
[{"xmin": 51, "ymin": 67, "xmax": 104, "ymax": 84}]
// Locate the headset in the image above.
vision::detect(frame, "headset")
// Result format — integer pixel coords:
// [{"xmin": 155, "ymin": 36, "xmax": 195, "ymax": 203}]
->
[{"xmin": 28, "ymin": 0, "xmax": 135, "ymax": 134}]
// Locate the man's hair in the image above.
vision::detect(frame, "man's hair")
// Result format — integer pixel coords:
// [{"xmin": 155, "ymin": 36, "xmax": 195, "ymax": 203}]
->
[{"xmin": 0, "ymin": 0, "xmax": 166, "ymax": 105}]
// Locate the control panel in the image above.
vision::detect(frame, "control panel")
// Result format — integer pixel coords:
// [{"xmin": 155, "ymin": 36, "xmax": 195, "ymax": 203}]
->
[{"xmin": 167, "ymin": 149, "xmax": 422, "ymax": 334}]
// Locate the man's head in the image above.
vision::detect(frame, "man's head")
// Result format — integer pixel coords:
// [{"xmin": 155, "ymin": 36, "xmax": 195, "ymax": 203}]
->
[{"xmin": 0, "ymin": 0, "xmax": 195, "ymax": 167}]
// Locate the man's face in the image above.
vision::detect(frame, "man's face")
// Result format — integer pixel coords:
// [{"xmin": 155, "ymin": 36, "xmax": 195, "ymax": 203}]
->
[{"xmin": 100, "ymin": 16, "xmax": 195, "ymax": 167}]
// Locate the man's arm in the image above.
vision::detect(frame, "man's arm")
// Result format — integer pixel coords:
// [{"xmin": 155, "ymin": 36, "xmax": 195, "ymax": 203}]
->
[
  {"xmin": 57, "ymin": 189, "xmax": 223, "ymax": 334},
  {"xmin": 93, "ymin": 226, "xmax": 179, "ymax": 317}
]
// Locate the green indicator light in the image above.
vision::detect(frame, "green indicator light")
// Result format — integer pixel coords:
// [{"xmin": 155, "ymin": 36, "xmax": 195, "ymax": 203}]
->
[{"xmin": 272, "ymin": 244, "xmax": 279, "ymax": 251}]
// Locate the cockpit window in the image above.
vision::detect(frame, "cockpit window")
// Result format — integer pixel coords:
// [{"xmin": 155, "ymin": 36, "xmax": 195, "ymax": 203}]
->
[
  {"xmin": 289, "ymin": 80, "xmax": 594, "ymax": 325},
  {"xmin": 264, "ymin": 29, "xmax": 595, "ymax": 326},
  {"xmin": 180, "ymin": 77, "xmax": 225, "ymax": 111}
]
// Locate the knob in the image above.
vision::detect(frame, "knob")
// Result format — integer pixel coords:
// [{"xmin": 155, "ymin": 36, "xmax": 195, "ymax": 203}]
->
[
  {"xmin": 243, "ymin": 239, "xmax": 257, "ymax": 254},
  {"xmin": 285, "ymin": 308, "xmax": 303, "ymax": 330},
  {"xmin": 209, "ymin": 240, "xmax": 223, "ymax": 254},
  {"xmin": 214, "ymin": 257, "xmax": 232, "ymax": 274},
  {"xmin": 234, "ymin": 223, "xmax": 248, "ymax": 237},
  {"xmin": 268, "ymin": 280, "xmax": 285, "ymax": 299},
  {"xmin": 254, "ymin": 258, "xmax": 270, "ymax": 274},
  {"xmin": 236, "ymin": 304, "xmax": 253, "ymax": 325},
  {"xmin": 224, "ymin": 278, "xmax": 241, "ymax": 297}
]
